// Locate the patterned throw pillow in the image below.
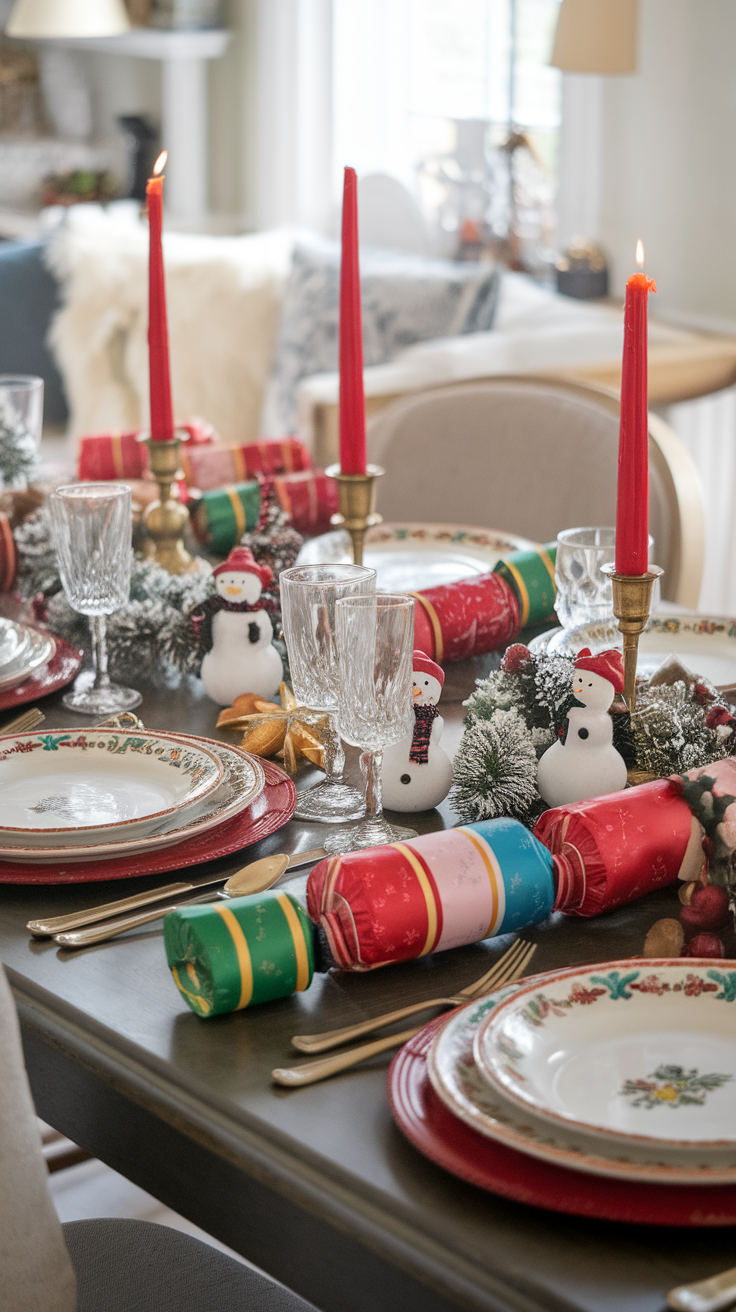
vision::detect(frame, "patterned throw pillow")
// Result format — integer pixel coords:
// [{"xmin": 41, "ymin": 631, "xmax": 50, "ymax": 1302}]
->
[{"xmin": 265, "ymin": 236, "xmax": 501, "ymax": 435}]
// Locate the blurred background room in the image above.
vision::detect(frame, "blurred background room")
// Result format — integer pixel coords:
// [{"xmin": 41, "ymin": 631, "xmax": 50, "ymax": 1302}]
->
[{"xmin": 0, "ymin": 0, "xmax": 735, "ymax": 610}]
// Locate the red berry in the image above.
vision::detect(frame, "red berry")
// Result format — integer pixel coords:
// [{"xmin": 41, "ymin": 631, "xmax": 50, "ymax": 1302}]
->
[
  {"xmin": 686, "ymin": 933, "xmax": 725, "ymax": 959},
  {"xmin": 680, "ymin": 885, "xmax": 730, "ymax": 935},
  {"xmin": 501, "ymin": 643, "xmax": 533, "ymax": 675},
  {"xmin": 691, "ymin": 883, "xmax": 730, "ymax": 921}
]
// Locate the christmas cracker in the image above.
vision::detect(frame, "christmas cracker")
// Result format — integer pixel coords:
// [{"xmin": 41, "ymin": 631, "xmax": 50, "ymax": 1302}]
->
[{"xmin": 165, "ymin": 891, "xmax": 315, "ymax": 1017}]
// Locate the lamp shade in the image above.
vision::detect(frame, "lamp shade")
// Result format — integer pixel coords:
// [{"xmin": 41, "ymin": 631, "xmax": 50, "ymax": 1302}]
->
[
  {"xmin": 6, "ymin": 0, "xmax": 130, "ymax": 37},
  {"xmin": 551, "ymin": 0, "xmax": 637, "ymax": 74}
]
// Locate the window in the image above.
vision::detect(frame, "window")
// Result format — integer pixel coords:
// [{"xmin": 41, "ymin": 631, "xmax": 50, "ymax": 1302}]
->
[{"xmin": 333, "ymin": 0, "xmax": 562, "ymax": 255}]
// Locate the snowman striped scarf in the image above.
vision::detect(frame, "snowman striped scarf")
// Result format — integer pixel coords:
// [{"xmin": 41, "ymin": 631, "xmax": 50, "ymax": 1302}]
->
[{"xmin": 409, "ymin": 704, "xmax": 440, "ymax": 764}]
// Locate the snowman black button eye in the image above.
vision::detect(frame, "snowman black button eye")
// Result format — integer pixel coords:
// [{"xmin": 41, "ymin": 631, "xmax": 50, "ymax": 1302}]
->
[
  {"xmin": 578, "ymin": 727, "xmax": 589, "ymax": 739},
  {"xmin": 400, "ymin": 773, "xmax": 411, "ymax": 784},
  {"xmin": 425, "ymin": 680, "xmax": 428, "ymax": 685}
]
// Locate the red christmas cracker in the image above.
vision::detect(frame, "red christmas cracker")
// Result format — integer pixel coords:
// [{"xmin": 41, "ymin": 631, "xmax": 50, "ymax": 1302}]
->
[
  {"xmin": 78, "ymin": 431, "xmax": 148, "ymax": 482},
  {"xmin": 534, "ymin": 778, "xmax": 698, "ymax": 917},
  {"xmin": 181, "ymin": 438, "xmax": 311, "ymax": 491},
  {"xmin": 273, "ymin": 469, "xmax": 339, "ymax": 536},
  {"xmin": 0, "ymin": 512, "xmax": 15, "ymax": 592},
  {"xmin": 410, "ymin": 572, "xmax": 519, "ymax": 663},
  {"xmin": 306, "ymin": 820, "xmax": 557, "ymax": 971}
]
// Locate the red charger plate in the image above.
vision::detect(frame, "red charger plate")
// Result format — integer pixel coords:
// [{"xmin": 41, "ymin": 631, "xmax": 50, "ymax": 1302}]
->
[
  {"xmin": 388, "ymin": 1012, "xmax": 736, "ymax": 1227},
  {"xmin": 0, "ymin": 759, "xmax": 296, "ymax": 884},
  {"xmin": 0, "ymin": 636, "xmax": 82, "ymax": 713}
]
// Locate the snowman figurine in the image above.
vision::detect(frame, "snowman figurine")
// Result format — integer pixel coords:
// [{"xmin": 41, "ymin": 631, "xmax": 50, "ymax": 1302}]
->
[
  {"xmin": 536, "ymin": 647, "xmax": 627, "ymax": 808},
  {"xmin": 382, "ymin": 650, "xmax": 453, "ymax": 812},
  {"xmin": 192, "ymin": 546, "xmax": 283, "ymax": 705}
]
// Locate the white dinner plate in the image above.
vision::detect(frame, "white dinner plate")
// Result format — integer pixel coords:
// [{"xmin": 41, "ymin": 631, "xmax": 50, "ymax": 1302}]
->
[
  {"xmin": 473, "ymin": 960, "xmax": 736, "ymax": 1149},
  {"xmin": 0, "ymin": 626, "xmax": 55, "ymax": 692},
  {"xmin": 297, "ymin": 523, "xmax": 537, "ymax": 593},
  {"xmin": 0, "ymin": 617, "xmax": 31, "ymax": 670},
  {"xmin": 0, "ymin": 735, "xmax": 265, "ymax": 863},
  {"xmin": 428, "ymin": 968, "xmax": 736, "ymax": 1185},
  {"xmin": 0, "ymin": 728, "xmax": 224, "ymax": 847},
  {"xmin": 529, "ymin": 615, "xmax": 736, "ymax": 687}
]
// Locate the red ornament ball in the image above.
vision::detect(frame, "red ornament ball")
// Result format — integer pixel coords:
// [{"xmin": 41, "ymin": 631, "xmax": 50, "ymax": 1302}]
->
[
  {"xmin": 501, "ymin": 643, "xmax": 533, "ymax": 675},
  {"xmin": 686, "ymin": 933, "xmax": 725, "ymax": 959},
  {"xmin": 680, "ymin": 884, "xmax": 730, "ymax": 936}
]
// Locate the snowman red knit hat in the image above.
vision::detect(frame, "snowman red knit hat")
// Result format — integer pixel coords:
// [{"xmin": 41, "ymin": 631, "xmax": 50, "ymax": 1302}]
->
[
  {"xmin": 412, "ymin": 649, "xmax": 445, "ymax": 686},
  {"xmin": 574, "ymin": 647, "xmax": 624, "ymax": 693},
  {"xmin": 213, "ymin": 546, "xmax": 274, "ymax": 587}
]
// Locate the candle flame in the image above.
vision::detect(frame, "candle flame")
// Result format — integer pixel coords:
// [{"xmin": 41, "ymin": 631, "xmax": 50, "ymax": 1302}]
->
[
  {"xmin": 636, "ymin": 239, "xmax": 644, "ymax": 269},
  {"xmin": 153, "ymin": 151, "xmax": 168, "ymax": 177}
]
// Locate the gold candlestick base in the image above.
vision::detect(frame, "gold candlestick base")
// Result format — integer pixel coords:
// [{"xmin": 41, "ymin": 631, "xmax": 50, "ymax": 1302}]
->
[
  {"xmin": 139, "ymin": 431, "xmax": 199, "ymax": 575},
  {"xmin": 326, "ymin": 463, "xmax": 385, "ymax": 566},
  {"xmin": 601, "ymin": 563, "xmax": 664, "ymax": 711}
]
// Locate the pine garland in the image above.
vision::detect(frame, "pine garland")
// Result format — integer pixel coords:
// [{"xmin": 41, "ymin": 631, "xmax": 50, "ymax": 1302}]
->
[
  {"xmin": 14, "ymin": 507, "xmax": 216, "ymax": 679},
  {"xmin": 632, "ymin": 681, "xmax": 725, "ymax": 777}
]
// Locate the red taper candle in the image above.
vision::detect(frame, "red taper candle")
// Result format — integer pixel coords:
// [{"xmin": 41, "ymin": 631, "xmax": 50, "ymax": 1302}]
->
[
  {"xmin": 615, "ymin": 243, "xmax": 656, "ymax": 574},
  {"xmin": 146, "ymin": 151, "xmax": 174, "ymax": 442},
  {"xmin": 338, "ymin": 166, "xmax": 367, "ymax": 475}
]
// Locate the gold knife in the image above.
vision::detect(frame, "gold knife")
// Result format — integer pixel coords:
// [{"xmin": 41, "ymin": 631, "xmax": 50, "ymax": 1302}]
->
[{"xmin": 27, "ymin": 847, "xmax": 326, "ymax": 937}]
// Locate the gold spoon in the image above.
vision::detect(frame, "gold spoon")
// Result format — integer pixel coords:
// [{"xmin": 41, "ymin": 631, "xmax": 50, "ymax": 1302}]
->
[
  {"xmin": 668, "ymin": 1266, "xmax": 736, "ymax": 1312},
  {"xmin": 28, "ymin": 847, "xmax": 325, "ymax": 938},
  {"xmin": 49, "ymin": 851, "xmax": 324, "ymax": 949}
]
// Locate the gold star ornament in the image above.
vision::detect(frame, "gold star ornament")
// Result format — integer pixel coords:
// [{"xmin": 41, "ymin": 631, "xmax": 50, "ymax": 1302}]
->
[{"xmin": 216, "ymin": 683, "xmax": 328, "ymax": 773}]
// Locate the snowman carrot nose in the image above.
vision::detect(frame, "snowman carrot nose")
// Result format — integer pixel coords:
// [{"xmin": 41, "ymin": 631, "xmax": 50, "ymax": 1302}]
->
[
  {"xmin": 412, "ymin": 686, "xmax": 422, "ymax": 697},
  {"xmin": 225, "ymin": 585, "xmax": 241, "ymax": 594}
]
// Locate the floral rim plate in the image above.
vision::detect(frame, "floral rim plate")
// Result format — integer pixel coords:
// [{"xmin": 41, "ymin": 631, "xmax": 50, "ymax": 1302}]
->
[
  {"xmin": 0, "ymin": 756, "xmax": 296, "ymax": 884},
  {"xmin": 0, "ymin": 625, "xmax": 55, "ymax": 692},
  {"xmin": 392, "ymin": 1011, "xmax": 736, "ymax": 1223},
  {"xmin": 297, "ymin": 522, "xmax": 537, "ymax": 593},
  {"xmin": 0, "ymin": 734, "xmax": 265, "ymax": 863},
  {"xmin": 473, "ymin": 960, "xmax": 736, "ymax": 1150},
  {"xmin": 427, "ymin": 965, "xmax": 736, "ymax": 1184},
  {"xmin": 0, "ymin": 728, "xmax": 225, "ymax": 847},
  {"xmin": 529, "ymin": 615, "xmax": 736, "ymax": 687}
]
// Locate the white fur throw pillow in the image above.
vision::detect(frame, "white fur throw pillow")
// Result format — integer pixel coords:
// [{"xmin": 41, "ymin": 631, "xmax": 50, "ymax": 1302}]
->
[{"xmin": 45, "ymin": 206, "xmax": 292, "ymax": 443}]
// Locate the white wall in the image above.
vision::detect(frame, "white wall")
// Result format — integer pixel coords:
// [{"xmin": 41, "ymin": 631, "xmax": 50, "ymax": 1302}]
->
[{"xmin": 597, "ymin": 0, "xmax": 736, "ymax": 321}]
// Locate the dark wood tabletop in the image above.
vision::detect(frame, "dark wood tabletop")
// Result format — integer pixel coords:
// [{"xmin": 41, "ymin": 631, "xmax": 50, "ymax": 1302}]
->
[{"xmin": 0, "ymin": 651, "xmax": 733, "ymax": 1312}]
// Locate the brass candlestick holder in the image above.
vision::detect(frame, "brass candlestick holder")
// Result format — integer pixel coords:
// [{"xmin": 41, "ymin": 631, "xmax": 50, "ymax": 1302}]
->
[
  {"xmin": 139, "ymin": 430, "xmax": 199, "ymax": 575},
  {"xmin": 326, "ymin": 463, "xmax": 385, "ymax": 566},
  {"xmin": 601, "ymin": 563, "xmax": 664, "ymax": 711}
]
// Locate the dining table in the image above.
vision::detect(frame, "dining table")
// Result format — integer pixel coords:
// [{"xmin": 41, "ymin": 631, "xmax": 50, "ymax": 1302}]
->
[{"xmin": 0, "ymin": 641, "xmax": 733, "ymax": 1312}]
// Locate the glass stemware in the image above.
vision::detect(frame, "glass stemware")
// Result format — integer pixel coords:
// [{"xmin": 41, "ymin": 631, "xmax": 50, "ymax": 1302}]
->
[
  {"xmin": 323, "ymin": 592, "xmax": 417, "ymax": 855},
  {"xmin": 49, "ymin": 482, "xmax": 142, "ymax": 715},
  {"xmin": 279, "ymin": 563, "xmax": 376, "ymax": 823}
]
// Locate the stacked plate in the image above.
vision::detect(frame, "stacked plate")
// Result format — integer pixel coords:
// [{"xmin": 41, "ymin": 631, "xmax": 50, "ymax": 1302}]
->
[
  {"xmin": 0, "ymin": 617, "xmax": 56, "ymax": 693},
  {"xmin": 425, "ymin": 959, "xmax": 736, "ymax": 1187},
  {"xmin": 0, "ymin": 727, "xmax": 266, "ymax": 864}
]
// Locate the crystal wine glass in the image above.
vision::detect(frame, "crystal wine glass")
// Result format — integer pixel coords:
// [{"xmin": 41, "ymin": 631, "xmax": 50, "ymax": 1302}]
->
[
  {"xmin": 49, "ymin": 483, "xmax": 142, "ymax": 715},
  {"xmin": 323, "ymin": 592, "xmax": 416, "ymax": 855},
  {"xmin": 279, "ymin": 563, "xmax": 376, "ymax": 822}
]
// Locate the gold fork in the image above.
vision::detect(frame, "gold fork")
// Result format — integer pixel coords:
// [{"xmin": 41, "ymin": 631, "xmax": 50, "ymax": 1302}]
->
[
  {"xmin": 0, "ymin": 706, "xmax": 45, "ymax": 735},
  {"xmin": 272, "ymin": 940, "xmax": 537, "ymax": 1088},
  {"xmin": 291, "ymin": 938, "xmax": 536, "ymax": 1053}
]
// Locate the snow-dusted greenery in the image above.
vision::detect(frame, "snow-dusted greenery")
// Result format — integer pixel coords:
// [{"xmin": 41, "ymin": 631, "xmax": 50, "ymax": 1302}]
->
[
  {"xmin": 452, "ymin": 644, "xmax": 730, "ymax": 826},
  {"xmin": 632, "ymin": 681, "xmax": 724, "ymax": 778}
]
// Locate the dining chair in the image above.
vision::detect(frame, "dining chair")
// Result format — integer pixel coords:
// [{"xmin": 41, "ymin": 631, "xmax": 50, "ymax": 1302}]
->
[
  {"xmin": 366, "ymin": 375, "xmax": 704, "ymax": 608},
  {"xmin": 0, "ymin": 964, "xmax": 318, "ymax": 1312}
]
